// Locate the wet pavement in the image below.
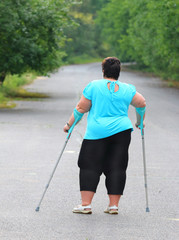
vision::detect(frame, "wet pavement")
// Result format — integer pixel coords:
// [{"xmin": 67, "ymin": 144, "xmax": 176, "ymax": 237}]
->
[{"xmin": 0, "ymin": 63, "xmax": 179, "ymax": 240}]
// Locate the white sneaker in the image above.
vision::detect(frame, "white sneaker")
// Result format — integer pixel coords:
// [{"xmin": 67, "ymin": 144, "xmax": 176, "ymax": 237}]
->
[
  {"xmin": 104, "ymin": 205, "xmax": 118, "ymax": 214},
  {"xmin": 72, "ymin": 205, "xmax": 92, "ymax": 214}
]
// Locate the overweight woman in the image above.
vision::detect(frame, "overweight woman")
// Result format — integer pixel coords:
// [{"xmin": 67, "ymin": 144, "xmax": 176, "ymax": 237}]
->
[{"xmin": 64, "ymin": 57, "xmax": 146, "ymax": 214}]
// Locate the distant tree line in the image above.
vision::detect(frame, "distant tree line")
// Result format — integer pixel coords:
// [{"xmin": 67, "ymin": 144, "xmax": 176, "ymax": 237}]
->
[
  {"xmin": 0, "ymin": 0, "xmax": 178, "ymax": 83},
  {"xmin": 65, "ymin": 0, "xmax": 178, "ymax": 80},
  {"xmin": 63, "ymin": 0, "xmax": 109, "ymax": 61},
  {"xmin": 96, "ymin": 0, "xmax": 179, "ymax": 80}
]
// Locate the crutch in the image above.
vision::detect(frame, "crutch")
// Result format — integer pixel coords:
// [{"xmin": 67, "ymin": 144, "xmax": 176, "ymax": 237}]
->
[
  {"xmin": 136, "ymin": 107, "xmax": 150, "ymax": 212},
  {"xmin": 35, "ymin": 109, "xmax": 83, "ymax": 212}
]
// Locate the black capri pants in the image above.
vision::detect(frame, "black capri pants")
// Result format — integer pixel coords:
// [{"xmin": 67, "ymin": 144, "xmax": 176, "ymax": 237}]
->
[{"xmin": 78, "ymin": 129, "xmax": 131, "ymax": 195}]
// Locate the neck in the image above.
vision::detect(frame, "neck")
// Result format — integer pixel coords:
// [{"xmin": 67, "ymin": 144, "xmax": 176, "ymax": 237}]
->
[{"xmin": 103, "ymin": 77, "xmax": 117, "ymax": 81}]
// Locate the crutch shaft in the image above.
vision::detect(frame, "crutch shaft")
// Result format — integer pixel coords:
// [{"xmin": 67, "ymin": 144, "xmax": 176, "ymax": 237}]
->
[
  {"xmin": 35, "ymin": 138, "xmax": 69, "ymax": 212},
  {"xmin": 35, "ymin": 108, "xmax": 84, "ymax": 212},
  {"xmin": 141, "ymin": 131, "xmax": 150, "ymax": 212}
]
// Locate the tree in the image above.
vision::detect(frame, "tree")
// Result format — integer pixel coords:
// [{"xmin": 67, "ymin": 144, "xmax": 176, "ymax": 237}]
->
[
  {"xmin": 63, "ymin": 0, "xmax": 110, "ymax": 61},
  {"xmin": 96, "ymin": 0, "xmax": 179, "ymax": 80},
  {"xmin": 96, "ymin": 0, "xmax": 133, "ymax": 61},
  {"xmin": 127, "ymin": 0, "xmax": 179, "ymax": 78},
  {"xmin": 0, "ymin": 0, "xmax": 73, "ymax": 84}
]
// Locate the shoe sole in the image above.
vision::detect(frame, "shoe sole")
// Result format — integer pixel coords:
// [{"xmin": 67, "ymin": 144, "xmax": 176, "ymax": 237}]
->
[
  {"xmin": 104, "ymin": 211, "xmax": 118, "ymax": 214},
  {"xmin": 72, "ymin": 210, "xmax": 92, "ymax": 214}
]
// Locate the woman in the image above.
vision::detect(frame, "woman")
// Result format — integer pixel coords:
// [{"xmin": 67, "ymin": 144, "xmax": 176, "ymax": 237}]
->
[{"xmin": 64, "ymin": 57, "xmax": 146, "ymax": 214}]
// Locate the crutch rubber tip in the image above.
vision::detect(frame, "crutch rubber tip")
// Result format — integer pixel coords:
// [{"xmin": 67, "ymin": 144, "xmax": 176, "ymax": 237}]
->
[
  {"xmin": 146, "ymin": 207, "xmax": 150, "ymax": 213},
  {"xmin": 35, "ymin": 207, "xmax": 40, "ymax": 212}
]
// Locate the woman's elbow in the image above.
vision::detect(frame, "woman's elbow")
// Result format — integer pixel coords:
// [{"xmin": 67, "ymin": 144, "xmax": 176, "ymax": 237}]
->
[
  {"xmin": 76, "ymin": 104, "xmax": 88, "ymax": 113},
  {"xmin": 131, "ymin": 92, "xmax": 146, "ymax": 108},
  {"xmin": 141, "ymin": 99, "xmax": 146, "ymax": 108},
  {"xmin": 131, "ymin": 98, "xmax": 146, "ymax": 108}
]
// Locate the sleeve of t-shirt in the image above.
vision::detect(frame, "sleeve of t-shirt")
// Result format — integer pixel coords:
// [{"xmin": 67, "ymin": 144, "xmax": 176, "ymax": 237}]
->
[
  {"xmin": 128, "ymin": 84, "xmax": 136, "ymax": 99},
  {"xmin": 83, "ymin": 82, "xmax": 93, "ymax": 100}
]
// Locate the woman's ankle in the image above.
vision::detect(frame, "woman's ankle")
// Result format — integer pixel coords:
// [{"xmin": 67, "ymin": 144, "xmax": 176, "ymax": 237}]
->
[
  {"xmin": 108, "ymin": 194, "xmax": 121, "ymax": 207},
  {"xmin": 81, "ymin": 191, "xmax": 95, "ymax": 207},
  {"xmin": 82, "ymin": 202, "xmax": 91, "ymax": 206}
]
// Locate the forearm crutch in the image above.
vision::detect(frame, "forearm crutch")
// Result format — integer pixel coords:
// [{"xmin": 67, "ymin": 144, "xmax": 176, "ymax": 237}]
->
[
  {"xmin": 136, "ymin": 107, "xmax": 150, "ymax": 213},
  {"xmin": 35, "ymin": 109, "xmax": 84, "ymax": 212}
]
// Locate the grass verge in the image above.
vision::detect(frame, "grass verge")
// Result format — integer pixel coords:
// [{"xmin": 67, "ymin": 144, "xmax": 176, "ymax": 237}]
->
[
  {"xmin": 0, "ymin": 72, "xmax": 49, "ymax": 108},
  {"xmin": 122, "ymin": 64, "xmax": 179, "ymax": 88},
  {"xmin": 0, "ymin": 92, "xmax": 16, "ymax": 109}
]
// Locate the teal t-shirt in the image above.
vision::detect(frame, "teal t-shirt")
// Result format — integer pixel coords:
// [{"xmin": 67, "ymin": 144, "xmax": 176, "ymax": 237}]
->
[{"xmin": 83, "ymin": 79, "xmax": 136, "ymax": 140}]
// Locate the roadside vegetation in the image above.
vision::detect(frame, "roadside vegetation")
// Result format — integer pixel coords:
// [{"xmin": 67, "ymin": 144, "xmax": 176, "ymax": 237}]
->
[
  {"xmin": 0, "ymin": 0, "xmax": 73, "ymax": 107},
  {"xmin": 64, "ymin": 0, "xmax": 178, "ymax": 82},
  {"xmin": 0, "ymin": 72, "xmax": 49, "ymax": 108},
  {"xmin": 0, "ymin": 0, "xmax": 178, "ymax": 108}
]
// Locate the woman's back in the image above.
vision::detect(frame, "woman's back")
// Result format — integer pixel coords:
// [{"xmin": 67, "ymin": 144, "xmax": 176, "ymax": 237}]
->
[{"xmin": 83, "ymin": 79, "xmax": 136, "ymax": 140}]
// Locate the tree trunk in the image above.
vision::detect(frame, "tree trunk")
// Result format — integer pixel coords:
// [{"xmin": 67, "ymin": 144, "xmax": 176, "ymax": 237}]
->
[{"xmin": 0, "ymin": 72, "xmax": 6, "ymax": 86}]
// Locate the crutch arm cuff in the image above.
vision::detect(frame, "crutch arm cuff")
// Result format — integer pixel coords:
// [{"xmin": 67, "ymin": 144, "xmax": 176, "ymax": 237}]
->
[
  {"xmin": 74, "ymin": 108, "xmax": 84, "ymax": 123},
  {"xmin": 135, "ymin": 107, "xmax": 146, "ymax": 130},
  {"xmin": 136, "ymin": 106, "xmax": 146, "ymax": 116},
  {"xmin": 67, "ymin": 108, "xmax": 84, "ymax": 137}
]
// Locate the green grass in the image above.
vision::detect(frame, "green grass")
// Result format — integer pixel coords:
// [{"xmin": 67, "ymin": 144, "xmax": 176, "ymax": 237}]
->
[
  {"xmin": 167, "ymin": 80, "xmax": 179, "ymax": 88},
  {"xmin": 0, "ymin": 72, "xmax": 49, "ymax": 108},
  {"xmin": 0, "ymin": 92, "xmax": 15, "ymax": 108},
  {"xmin": 3, "ymin": 72, "xmax": 37, "ymax": 88}
]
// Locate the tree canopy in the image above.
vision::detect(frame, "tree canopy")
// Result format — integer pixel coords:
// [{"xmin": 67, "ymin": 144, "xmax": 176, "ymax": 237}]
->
[
  {"xmin": 96, "ymin": 0, "xmax": 179, "ymax": 80},
  {"xmin": 0, "ymin": 0, "xmax": 73, "ymax": 84},
  {"xmin": 63, "ymin": 0, "xmax": 109, "ymax": 61},
  {"xmin": 0, "ymin": 0, "xmax": 178, "ymax": 83}
]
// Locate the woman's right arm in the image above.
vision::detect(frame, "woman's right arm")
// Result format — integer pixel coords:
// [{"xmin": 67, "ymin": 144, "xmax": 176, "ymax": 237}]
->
[{"xmin": 131, "ymin": 92, "xmax": 146, "ymax": 128}]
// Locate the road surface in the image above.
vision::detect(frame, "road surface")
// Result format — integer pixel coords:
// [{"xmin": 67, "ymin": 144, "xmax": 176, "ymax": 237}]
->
[{"xmin": 0, "ymin": 63, "xmax": 179, "ymax": 240}]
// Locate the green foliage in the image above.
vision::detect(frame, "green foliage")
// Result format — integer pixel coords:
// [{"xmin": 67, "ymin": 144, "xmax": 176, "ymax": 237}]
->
[
  {"xmin": 67, "ymin": 54, "xmax": 103, "ymax": 64},
  {"xmin": 0, "ymin": 72, "xmax": 37, "ymax": 97},
  {"xmin": 0, "ymin": 0, "xmax": 73, "ymax": 83},
  {"xmin": 3, "ymin": 72, "xmax": 37, "ymax": 89},
  {"xmin": 0, "ymin": 92, "xmax": 5, "ymax": 103},
  {"xmin": 1, "ymin": 0, "xmax": 178, "ymax": 86},
  {"xmin": 127, "ymin": 0, "xmax": 179, "ymax": 79},
  {"xmin": 97, "ymin": 0, "xmax": 179, "ymax": 80},
  {"xmin": 96, "ymin": 0, "xmax": 132, "ymax": 61},
  {"xmin": 63, "ymin": 0, "xmax": 109, "ymax": 62}
]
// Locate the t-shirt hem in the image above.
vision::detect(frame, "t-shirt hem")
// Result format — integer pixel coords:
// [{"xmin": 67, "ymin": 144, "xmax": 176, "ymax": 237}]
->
[{"xmin": 84, "ymin": 127, "xmax": 133, "ymax": 140}]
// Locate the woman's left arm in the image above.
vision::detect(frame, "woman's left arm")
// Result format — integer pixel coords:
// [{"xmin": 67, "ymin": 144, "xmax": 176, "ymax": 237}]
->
[{"xmin": 63, "ymin": 95, "xmax": 91, "ymax": 132}]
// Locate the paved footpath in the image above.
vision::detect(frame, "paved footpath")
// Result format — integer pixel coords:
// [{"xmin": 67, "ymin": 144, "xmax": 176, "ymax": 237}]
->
[{"xmin": 0, "ymin": 63, "xmax": 179, "ymax": 240}]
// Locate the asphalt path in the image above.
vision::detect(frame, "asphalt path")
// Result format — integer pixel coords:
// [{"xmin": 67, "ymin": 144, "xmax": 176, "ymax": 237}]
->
[{"xmin": 0, "ymin": 63, "xmax": 179, "ymax": 240}]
